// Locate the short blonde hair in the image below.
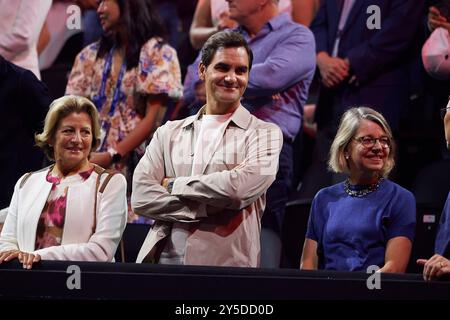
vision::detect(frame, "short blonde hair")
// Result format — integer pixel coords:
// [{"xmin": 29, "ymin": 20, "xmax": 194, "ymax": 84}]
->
[
  {"xmin": 328, "ymin": 107, "xmax": 396, "ymax": 178},
  {"xmin": 35, "ymin": 95, "xmax": 101, "ymax": 160}
]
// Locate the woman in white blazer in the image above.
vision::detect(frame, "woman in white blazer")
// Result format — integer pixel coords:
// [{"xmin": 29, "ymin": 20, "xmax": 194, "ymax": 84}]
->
[{"xmin": 0, "ymin": 95, "xmax": 127, "ymax": 269}]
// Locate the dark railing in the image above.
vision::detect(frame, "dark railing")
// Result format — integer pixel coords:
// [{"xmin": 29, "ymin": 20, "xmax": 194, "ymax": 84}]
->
[{"xmin": 1, "ymin": 260, "xmax": 449, "ymax": 300}]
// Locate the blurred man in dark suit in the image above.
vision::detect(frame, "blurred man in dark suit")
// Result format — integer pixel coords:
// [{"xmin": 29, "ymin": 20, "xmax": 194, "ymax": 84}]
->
[{"xmin": 0, "ymin": 55, "xmax": 49, "ymax": 209}]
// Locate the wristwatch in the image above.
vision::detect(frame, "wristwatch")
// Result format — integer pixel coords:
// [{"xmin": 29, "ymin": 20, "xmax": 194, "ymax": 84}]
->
[
  {"xmin": 167, "ymin": 180, "xmax": 174, "ymax": 194},
  {"xmin": 107, "ymin": 148, "xmax": 122, "ymax": 164}
]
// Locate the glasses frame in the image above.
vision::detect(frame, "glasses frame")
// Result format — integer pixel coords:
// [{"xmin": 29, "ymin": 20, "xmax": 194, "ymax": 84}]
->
[{"xmin": 354, "ymin": 136, "xmax": 391, "ymax": 149}]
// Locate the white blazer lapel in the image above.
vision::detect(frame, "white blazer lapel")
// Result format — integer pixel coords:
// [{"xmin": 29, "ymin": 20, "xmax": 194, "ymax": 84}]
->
[{"xmin": 18, "ymin": 172, "xmax": 52, "ymax": 252}]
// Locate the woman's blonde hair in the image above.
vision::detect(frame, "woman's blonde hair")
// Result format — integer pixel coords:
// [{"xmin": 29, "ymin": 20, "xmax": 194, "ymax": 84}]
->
[
  {"xmin": 35, "ymin": 95, "xmax": 101, "ymax": 160},
  {"xmin": 328, "ymin": 107, "xmax": 396, "ymax": 178}
]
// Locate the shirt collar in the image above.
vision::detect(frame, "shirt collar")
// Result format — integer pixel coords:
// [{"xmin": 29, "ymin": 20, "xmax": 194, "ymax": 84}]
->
[
  {"xmin": 236, "ymin": 12, "xmax": 290, "ymax": 37},
  {"xmin": 181, "ymin": 104, "xmax": 251, "ymax": 130},
  {"xmin": 268, "ymin": 12, "xmax": 291, "ymax": 31}
]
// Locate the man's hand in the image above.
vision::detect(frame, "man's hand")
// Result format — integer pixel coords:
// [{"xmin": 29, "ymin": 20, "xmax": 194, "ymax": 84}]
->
[
  {"xmin": 317, "ymin": 52, "xmax": 350, "ymax": 88},
  {"xmin": 428, "ymin": 6, "xmax": 450, "ymax": 33}
]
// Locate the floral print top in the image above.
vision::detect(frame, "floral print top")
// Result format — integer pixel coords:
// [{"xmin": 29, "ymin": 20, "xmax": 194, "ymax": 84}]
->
[
  {"xmin": 65, "ymin": 37, "xmax": 183, "ymax": 223},
  {"xmin": 35, "ymin": 167, "xmax": 94, "ymax": 250},
  {"xmin": 66, "ymin": 37, "xmax": 182, "ymax": 155}
]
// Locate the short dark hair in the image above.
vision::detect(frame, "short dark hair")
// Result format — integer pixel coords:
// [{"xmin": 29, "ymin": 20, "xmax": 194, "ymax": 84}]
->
[{"xmin": 200, "ymin": 31, "xmax": 253, "ymax": 70}]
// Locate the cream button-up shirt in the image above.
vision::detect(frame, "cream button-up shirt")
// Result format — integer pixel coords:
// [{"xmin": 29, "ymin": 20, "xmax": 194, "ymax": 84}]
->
[{"xmin": 132, "ymin": 105, "xmax": 283, "ymax": 267}]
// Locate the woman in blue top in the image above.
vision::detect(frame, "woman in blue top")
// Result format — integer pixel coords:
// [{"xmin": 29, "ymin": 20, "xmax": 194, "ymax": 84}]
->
[{"xmin": 300, "ymin": 107, "xmax": 416, "ymax": 272}]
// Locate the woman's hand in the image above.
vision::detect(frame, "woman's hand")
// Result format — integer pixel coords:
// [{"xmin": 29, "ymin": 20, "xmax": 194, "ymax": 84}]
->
[
  {"xmin": 417, "ymin": 254, "xmax": 450, "ymax": 281},
  {"xmin": 18, "ymin": 252, "xmax": 41, "ymax": 269},
  {"xmin": 0, "ymin": 250, "xmax": 41, "ymax": 269},
  {"xmin": 0, "ymin": 249, "xmax": 21, "ymax": 264}
]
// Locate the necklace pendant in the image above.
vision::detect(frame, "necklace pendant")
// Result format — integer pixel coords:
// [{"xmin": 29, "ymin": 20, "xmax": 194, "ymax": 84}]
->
[{"xmin": 344, "ymin": 178, "xmax": 384, "ymax": 197}]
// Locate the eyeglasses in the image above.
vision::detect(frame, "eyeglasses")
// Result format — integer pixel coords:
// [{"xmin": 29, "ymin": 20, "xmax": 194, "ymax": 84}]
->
[
  {"xmin": 441, "ymin": 107, "xmax": 450, "ymax": 120},
  {"xmin": 354, "ymin": 136, "xmax": 391, "ymax": 149}
]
